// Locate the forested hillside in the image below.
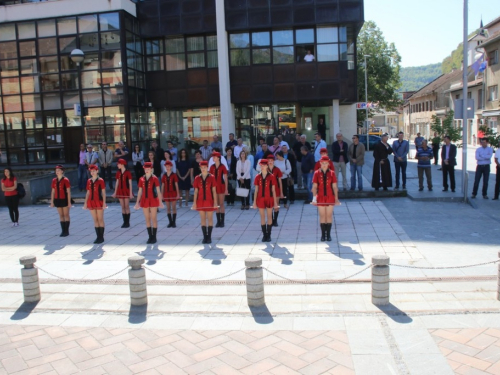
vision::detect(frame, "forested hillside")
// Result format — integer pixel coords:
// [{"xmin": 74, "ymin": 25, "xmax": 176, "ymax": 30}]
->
[{"xmin": 399, "ymin": 63, "xmax": 442, "ymax": 92}]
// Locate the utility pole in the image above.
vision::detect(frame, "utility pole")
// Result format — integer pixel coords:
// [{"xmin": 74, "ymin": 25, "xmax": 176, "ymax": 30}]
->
[
  {"xmin": 364, "ymin": 54, "xmax": 370, "ymax": 151},
  {"xmin": 461, "ymin": 0, "xmax": 468, "ymax": 201}
]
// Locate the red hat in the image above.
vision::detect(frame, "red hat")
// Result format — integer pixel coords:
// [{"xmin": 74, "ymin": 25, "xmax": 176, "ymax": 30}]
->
[
  {"xmin": 165, "ymin": 160, "xmax": 173, "ymax": 166},
  {"xmin": 55, "ymin": 165, "xmax": 64, "ymax": 171},
  {"xmin": 143, "ymin": 162, "xmax": 153, "ymax": 169},
  {"xmin": 199, "ymin": 161, "xmax": 208, "ymax": 167},
  {"xmin": 320, "ymin": 148, "xmax": 328, "ymax": 153},
  {"xmin": 88, "ymin": 164, "xmax": 98, "ymax": 171},
  {"xmin": 266, "ymin": 155, "xmax": 275, "ymax": 160},
  {"xmin": 212, "ymin": 151, "xmax": 221, "ymax": 158},
  {"xmin": 320, "ymin": 155, "xmax": 330, "ymax": 162},
  {"xmin": 259, "ymin": 159, "xmax": 268, "ymax": 165},
  {"xmin": 117, "ymin": 158, "xmax": 127, "ymax": 165}
]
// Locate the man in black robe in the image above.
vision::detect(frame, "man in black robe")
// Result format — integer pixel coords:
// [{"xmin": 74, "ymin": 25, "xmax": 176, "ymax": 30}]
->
[{"xmin": 372, "ymin": 134, "xmax": 394, "ymax": 191}]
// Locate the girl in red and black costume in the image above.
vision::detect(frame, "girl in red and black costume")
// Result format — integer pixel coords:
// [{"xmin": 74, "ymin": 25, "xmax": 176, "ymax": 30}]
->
[
  {"xmin": 50, "ymin": 165, "xmax": 71, "ymax": 237},
  {"xmin": 192, "ymin": 161, "xmax": 218, "ymax": 244},
  {"xmin": 252, "ymin": 159, "xmax": 278, "ymax": 242},
  {"xmin": 314, "ymin": 148, "xmax": 335, "ymax": 172},
  {"xmin": 1, "ymin": 168, "xmax": 19, "ymax": 227},
  {"xmin": 161, "ymin": 160, "xmax": 180, "ymax": 228},
  {"xmin": 312, "ymin": 155, "xmax": 340, "ymax": 241},
  {"xmin": 209, "ymin": 152, "xmax": 228, "ymax": 228},
  {"xmin": 134, "ymin": 162, "xmax": 163, "ymax": 244},
  {"xmin": 112, "ymin": 159, "xmax": 134, "ymax": 228},
  {"xmin": 83, "ymin": 164, "xmax": 106, "ymax": 244},
  {"xmin": 266, "ymin": 155, "xmax": 283, "ymax": 227}
]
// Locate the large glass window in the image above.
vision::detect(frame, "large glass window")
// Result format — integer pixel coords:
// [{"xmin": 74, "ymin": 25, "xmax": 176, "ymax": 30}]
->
[
  {"xmin": 37, "ymin": 20, "xmax": 56, "ymax": 38},
  {"xmin": 0, "ymin": 24, "xmax": 16, "ymax": 41},
  {"xmin": 3, "ymin": 97, "xmax": 22, "ymax": 113},
  {"xmin": 2, "ymin": 78, "xmax": 20, "ymax": 95},
  {"xmin": 38, "ymin": 38, "xmax": 57, "ymax": 56},
  {"xmin": 78, "ymin": 15, "xmax": 98, "ymax": 33},
  {"xmin": 99, "ymin": 13, "xmax": 120, "ymax": 31},
  {"xmin": 0, "ymin": 59, "xmax": 19, "ymax": 77},
  {"xmin": 272, "ymin": 30, "xmax": 293, "ymax": 64},
  {"xmin": 251, "ymin": 32, "xmax": 270, "ymax": 64},
  {"xmin": 39, "ymin": 57, "xmax": 59, "ymax": 73},
  {"xmin": 79, "ymin": 33, "xmax": 99, "ymax": 52},
  {"xmin": 18, "ymin": 23, "xmax": 37, "ymax": 40},
  {"xmin": 21, "ymin": 76, "xmax": 39, "ymax": 93},
  {"xmin": 19, "ymin": 41, "xmax": 36, "ymax": 57},
  {"xmin": 166, "ymin": 37, "xmax": 185, "ymax": 71},
  {"xmin": 101, "ymin": 32, "xmax": 121, "ymax": 50},
  {"xmin": 207, "ymin": 35, "xmax": 218, "ymax": 68},
  {"xmin": 57, "ymin": 17, "xmax": 77, "ymax": 35},
  {"xmin": 59, "ymin": 36, "xmax": 78, "ymax": 54},
  {"xmin": 0, "ymin": 42, "xmax": 17, "ymax": 59}
]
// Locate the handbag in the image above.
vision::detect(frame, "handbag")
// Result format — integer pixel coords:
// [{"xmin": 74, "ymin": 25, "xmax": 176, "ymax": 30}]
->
[{"xmin": 236, "ymin": 187, "xmax": 249, "ymax": 197}]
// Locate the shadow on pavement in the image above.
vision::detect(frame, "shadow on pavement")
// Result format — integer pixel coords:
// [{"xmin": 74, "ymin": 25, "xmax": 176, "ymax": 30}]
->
[
  {"xmin": 128, "ymin": 304, "xmax": 148, "ymax": 324},
  {"xmin": 262, "ymin": 243, "xmax": 293, "ymax": 265},
  {"xmin": 10, "ymin": 301, "xmax": 38, "ymax": 321},
  {"xmin": 43, "ymin": 244, "xmax": 65, "ymax": 255},
  {"xmin": 136, "ymin": 244, "xmax": 165, "ymax": 265},
  {"xmin": 328, "ymin": 243, "xmax": 365, "ymax": 266},
  {"xmin": 81, "ymin": 244, "xmax": 105, "ymax": 265},
  {"xmin": 249, "ymin": 304, "xmax": 274, "ymax": 324},
  {"xmin": 198, "ymin": 244, "xmax": 227, "ymax": 265},
  {"xmin": 377, "ymin": 303, "xmax": 413, "ymax": 324}
]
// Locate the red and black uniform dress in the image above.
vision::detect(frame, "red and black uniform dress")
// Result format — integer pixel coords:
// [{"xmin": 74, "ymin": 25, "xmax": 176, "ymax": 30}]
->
[
  {"xmin": 52, "ymin": 177, "xmax": 71, "ymax": 207},
  {"xmin": 138, "ymin": 175, "xmax": 160, "ymax": 208},
  {"xmin": 254, "ymin": 173, "xmax": 277, "ymax": 209},
  {"xmin": 86, "ymin": 177, "xmax": 105, "ymax": 209},
  {"xmin": 209, "ymin": 164, "xmax": 228, "ymax": 194},
  {"xmin": 115, "ymin": 170, "xmax": 132, "ymax": 198},
  {"xmin": 161, "ymin": 172, "xmax": 179, "ymax": 202},
  {"xmin": 314, "ymin": 160, "xmax": 335, "ymax": 172},
  {"xmin": 193, "ymin": 174, "xmax": 217, "ymax": 211},
  {"xmin": 313, "ymin": 168, "xmax": 338, "ymax": 205},
  {"xmin": 268, "ymin": 166, "xmax": 283, "ymax": 198}
]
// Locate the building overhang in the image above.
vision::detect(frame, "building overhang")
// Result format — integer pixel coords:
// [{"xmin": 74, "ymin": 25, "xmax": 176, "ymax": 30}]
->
[
  {"xmin": 482, "ymin": 110, "xmax": 500, "ymax": 117},
  {"xmin": 0, "ymin": 0, "xmax": 136, "ymax": 23}
]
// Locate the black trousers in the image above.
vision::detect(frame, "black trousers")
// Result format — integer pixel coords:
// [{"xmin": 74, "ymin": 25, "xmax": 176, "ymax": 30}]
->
[
  {"xmin": 442, "ymin": 164, "xmax": 455, "ymax": 190},
  {"xmin": 472, "ymin": 164, "xmax": 490, "ymax": 196},
  {"xmin": 227, "ymin": 179, "xmax": 236, "ymax": 204},
  {"xmin": 432, "ymin": 145, "xmax": 439, "ymax": 165},
  {"xmin": 494, "ymin": 166, "xmax": 500, "ymax": 199},
  {"xmin": 100, "ymin": 166, "xmax": 113, "ymax": 189},
  {"xmin": 5, "ymin": 195, "xmax": 19, "ymax": 223}
]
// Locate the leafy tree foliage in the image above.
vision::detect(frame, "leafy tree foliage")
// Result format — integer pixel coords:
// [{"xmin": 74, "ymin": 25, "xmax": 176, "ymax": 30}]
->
[
  {"xmin": 478, "ymin": 125, "xmax": 500, "ymax": 150},
  {"xmin": 430, "ymin": 110, "xmax": 462, "ymax": 146},
  {"xmin": 357, "ymin": 21, "xmax": 402, "ymax": 123}
]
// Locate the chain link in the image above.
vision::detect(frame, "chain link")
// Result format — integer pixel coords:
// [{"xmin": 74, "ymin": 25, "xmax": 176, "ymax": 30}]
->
[
  {"xmin": 389, "ymin": 259, "xmax": 500, "ymax": 270},
  {"xmin": 143, "ymin": 266, "xmax": 246, "ymax": 283},
  {"xmin": 35, "ymin": 265, "xmax": 129, "ymax": 283},
  {"xmin": 262, "ymin": 264, "xmax": 373, "ymax": 284}
]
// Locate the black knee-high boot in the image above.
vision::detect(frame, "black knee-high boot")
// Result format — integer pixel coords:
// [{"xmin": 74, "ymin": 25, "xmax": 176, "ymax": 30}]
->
[
  {"xmin": 60, "ymin": 222, "xmax": 65, "ymax": 237},
  {"xmin": 326, "ymin": 223, "xmax": 332, "ymax": 242},
  {"xmin": 220, "ymin": 213, "xmax": 225, "ymax": 228},
  {"xmin": 266, "ymin": 224, "xmax": 273, "ymax": 242},
  {"xmin": 261, "ymin": 225, "xmax": 267, "ymax": 242},
  {"xmin": 123, "ymin": 214, "xmax": 130, "ymax": 228},
  {"xmin": 172, "ymin": 214, "xmax": 177, "ymax": 228},
  {"xmin": 93, "ymin": 227, "xmax": 100, "ymax": 243},
  {"xmin": 215, "ymin": 213, "xmax": 221, "ymax": 228},
  {"xmin": 320, "ymin": 223, "xmax": 326, "ymax": 241},
  {"xmin": 64, "ymin": 221, "xmax": 70, "ymax": 237},
  {"xmin": 167, "ymin": 214, "xmax": 173, "ymax": 228},
  {"xmin": 97, "ymin": 227, "xmax": 105, "ymax": 244},
  {"xmin": 201, "ymin": 226, "xmax": 207, "ymax": 244},
  {"xmin": 273, "ymin": 211, "xmax": 279, "ymax": 227},
  {"xmin": 207, "ymin": 226, "xmax": 213, "ymax": 244},
  {"xmin": 151, "ymin": 228, "xmax": 157, "ymax": 244},
  {"xmin": 121, "ymin": 214, "xmax": 127, "ymax": 228},
  {"xmin": 146, "ymin": 227, "xmax": 153, "ymax": 244}
]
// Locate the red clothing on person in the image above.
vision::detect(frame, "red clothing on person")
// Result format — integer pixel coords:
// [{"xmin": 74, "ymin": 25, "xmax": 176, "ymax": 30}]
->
[
  {"xmin": 193, "ymin": 173, "xmax": 217, "ymax": 211},
  {"xmin": 161, "ymin": 172, "xmax": 179, "ymax": 201},
  {"xmin": 2, "ymin": 177, "xmax": 18, "ymax": 197},
  {"xmin": 209, "ymin": 164, "xmax": 227, "ymax": 194},
  {"xmin": 314, "ymin": 160, "xmax": 335, "ymax": 172},
  {"xmin": 86, "ymin": 178, "xmax": 105, "ymax": 209},
  {"xmin": 313, "ymin": 169, "xmax": 338, "ymax": 205},
  {"xmin": 268, "ymin": 166, "xmax": 283, "ymax": 197},
  {"xmin": 115, "ymin": 170, "xmax": 132, "ymax": 198},
  {"xmin": 138, "ymin": 175, "xmax": 160, "ymax": 208},
  {"xmin": 51, "ymin": 177, "xmax": 70, "ymax": 200},
  {"xmin": 254, "ymin": 172, "xmax": 277, "ymax": 209}
]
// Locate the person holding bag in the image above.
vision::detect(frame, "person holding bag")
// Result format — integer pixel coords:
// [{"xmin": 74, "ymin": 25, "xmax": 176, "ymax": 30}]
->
[
  {"xmin": 236, "ymin": 149, "xmax": 251, "ymax": 210},
  {"xmin": 132, "ymin": 144, "xmax": 144, "ymax": 183}
]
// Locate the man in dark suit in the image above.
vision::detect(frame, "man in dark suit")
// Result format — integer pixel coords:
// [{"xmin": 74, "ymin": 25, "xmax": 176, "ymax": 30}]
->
[{"xmin": 441, "ymin": 135, "xmax": 457, "ymax": 192}]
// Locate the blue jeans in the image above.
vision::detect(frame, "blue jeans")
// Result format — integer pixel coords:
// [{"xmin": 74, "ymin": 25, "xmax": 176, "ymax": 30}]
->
[
  {"xmin": 302, "ymin": 172, "xmax": 313, "ymax": 201},
  {"xmin": 472, "ymin": 164, "xmax": 490, "ymax": 196},
  {"xmin": 394, "ymin": 161, "xmax": 407, "ymax": 188},
  {"xmin": 78, "ymin": 164, "xmax": 87, "ymax": 190},
  {"xmin": 350, "ymin": 164, "xmax": 363, "ymax": 190}
]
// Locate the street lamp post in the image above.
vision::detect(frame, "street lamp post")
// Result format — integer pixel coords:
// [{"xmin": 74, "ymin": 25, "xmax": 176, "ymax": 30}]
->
[
  {"xmin": 70, "ymin": 49, "xmax": 85, "ymax": 127},
  {"xmin": 461, "ymin": 1, "xmax": 468, "ymax": 201},
  {"xmin": 364, "ymin": 54, "xmax": 371, "ymax": 151}
]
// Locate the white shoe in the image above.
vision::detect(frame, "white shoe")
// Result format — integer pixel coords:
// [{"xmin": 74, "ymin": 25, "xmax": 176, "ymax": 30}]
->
[{"xmin": 11, "ymin": 223, "xmax": 16, "ymax": 227}]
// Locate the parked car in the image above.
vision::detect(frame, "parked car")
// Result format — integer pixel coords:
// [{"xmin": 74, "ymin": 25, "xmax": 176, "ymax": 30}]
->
[{"xmin": 358, "ymin": 135, "xmax": 381, "ymax": 150}]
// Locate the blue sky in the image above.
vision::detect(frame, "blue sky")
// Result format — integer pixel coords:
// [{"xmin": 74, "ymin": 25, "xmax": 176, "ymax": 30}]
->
[{"xmin": 364, "ymin": 0, "xmax": 500, "ymax": 67}]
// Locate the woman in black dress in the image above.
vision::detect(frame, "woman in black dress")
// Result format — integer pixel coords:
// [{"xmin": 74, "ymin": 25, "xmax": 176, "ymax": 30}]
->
[
  {"xmin": 176, "ymin": 148, "xmax": 192, "ymax": 207},
  {"xmin": 190, "ymin": 150, "xmax": 203, "ymax": 183}
]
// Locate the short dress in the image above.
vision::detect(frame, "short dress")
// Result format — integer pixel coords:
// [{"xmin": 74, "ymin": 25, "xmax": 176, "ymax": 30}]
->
[
  {"xmin": 209, "ymin": 164, "xmax": 228, "ymax": 194},
  {"xmin": 269, "ymin": 167, "xmax": 283, "ymax": 197},
  {"xmin": 138, "ymin": 175, "xmax": 160, "ymax": 208},
  {"xmin": 193, "ymin": 173, "xmax": 217, "ymax": 211},
  {"xmin": 52, "ymin": 177, "xmax": 71, "ymax": 208},
  {"xmin": 115, "ymin": 170, "xmax": 132, "ymax": 198},
  {"xmin": 176, "ymin": 159, "xmax": 192, "ymax": 190},
  {"xmin": 313, "ymin": 169, "xmax": 338, "ymax": 205},
  {"xmin": 254, "ymin": 173, "xmax": 277, "ymax": 209},
  {"xmin": 161, "ymin": 172, "xmax": 179, "ymax": 202},
  {"xmin": 86, "ymin": 178, "xmax": 105, "ymax": 210}
]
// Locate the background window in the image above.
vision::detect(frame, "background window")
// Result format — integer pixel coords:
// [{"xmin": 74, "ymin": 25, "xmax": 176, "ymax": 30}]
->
[
  {"xmin": 272, "ymin": 30, "xmax": 293, "ymax": 46},
  {"xmin": 252, "ymin": 32, "xmax": 270, "ymax": 47}
]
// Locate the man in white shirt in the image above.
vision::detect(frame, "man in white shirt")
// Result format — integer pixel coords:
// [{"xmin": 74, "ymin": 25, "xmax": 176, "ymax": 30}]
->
[
  {"xmin": 304, "ymin": 50, "xmax": 315, "ymax": 62},
  {"xmin": 233, "ymin": 138, "xmax": 245, "ymax": 159},
  {"xmin": 278, "ymin": 135, "xmax": 290, "ymax": 149},
  {"xmin": 208, "ymin": 153, "xmax": 228, "ymax": 169},
  {"xmin": 313, "ymin": 132, "xmax": 327, "ymax": 162}
]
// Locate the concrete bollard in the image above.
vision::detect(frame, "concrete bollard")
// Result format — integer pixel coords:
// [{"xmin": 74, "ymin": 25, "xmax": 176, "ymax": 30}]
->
[
  {"xmin": 19, "ymin": 256, "xmax": 41, "ymax": 303},
  {"xmin": 372, "ymin": 255, "xmax": 390, "ymax": 306},
  {"xmin": 245, "ymin": 257, "xmax": 265, "ymax": 307},
  {"xmin": 128, "ymin": 256, "xmax": 147, "ymax": 306},
  {"xmin": 497, "ymin": 251, "xmax": 500, "ymax": 302}
]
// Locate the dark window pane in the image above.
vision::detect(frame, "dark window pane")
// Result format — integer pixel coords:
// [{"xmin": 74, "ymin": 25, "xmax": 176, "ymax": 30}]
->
[
  {"xmin": 103, "ymin": 86, "xmax": 124, "ymax": 106},
  {"xmin": 101, "ymin": 50, "xmax": 121, "ymax": 69},
  {"xmin": 8, "ymin": 130, "xmax": 25, "ymax": 146},
  {"xmin": 128, "ymin": 69, "xmax": 135, "ymax": 87},
  {"xmin": 26, "ymin": 129, "xmax": 45, "ymax": 146},
  {"xmin": 24, "ymin": 112, "xmax": 43, "ymax": 129},
  {"xmin": 207, "ymin": 35, "xmax": 217, "ymax": 50},
  {"xmin": 186, "ymin": 36, "xmax": 204, "ymax": 51},
  {"xmin": 339, "ymin": 27, "xmax": 347, "ymax": 42},
  {"xmin": 252, "ymin": 31, "xmax": 270, "ymax": 46},
  {"xmin": 101, "ymin": 31, "xmax": 121, "ymax": 50},
  {"xmin": 59, "ymin": 36, "xmax": 78, "ymax": 54},
  {"xmin": 0, "ymin": 24, "xmax": 16, "ymax": 41},
  {"xmin": 40, "ymin": 56, "xmax": 59, "ymax": 73},
  {"xmin": 272, "ymin": 30, "xmax": 293, "ymax": 46},
  {"xmin": 20, "ymin": 59, "xmax": 36, "ymax": 75},
  {"xmin": 19, "ymin": 41, "xmax": 36, "ymax": 57},
  {"xmin": 85, "ymin": 126, "xmax": 105, "ymax": 143},
  {"xmin": 146, "ymin": 39, "xmax": 163, "ymax": 55},
  {"xmin": 79, "ymin": 33, "xmax": 99, "ymax": 52},
  {"xmin": 38, "ymin": 38, "xmax": 57, "ymax": 55},
  {"xmin": 60, "ymin": 73, "xmax": 79, "ymax": 90},
  {"xmin": 60, "ymin": 55, "xmax": 77, "ymax": 71},
  {"xmin": 166, "ymin": 54, "xmax": 185, "ymax": 71},
  {"xmin": 78, "ymin": 15, "xmax": 98, "ymax": 33},
  {"xmin": 8, "ymin": 149, "xmax": 27, "ymax": 164},
  {"xmin": 296, "ymin": 29, "xmax": 314, "ymax": 44},
  {"xmin": 37, "ymin": 19, "xmax": 56, "ymax": 38},
  {"xmin": 27, "ymin": 149, "xmax": 46, "ymax": 163},
  {"xmin": 165, "ymin": 37, "xmax": 185, "ymax": 53},
  {"xmin": 0, "ymin": 42, "xmax": 17, "ymax": 59},
  {"xmin": 22, "ymin": 94, "xmax": 42, "ymax": 111},
  {"xmin": 21, "ymin": 76, "xmax": 39, "ymax": 93},
  {"xmin": 127, "ymin": 50, "xmax": 143, "ymax": 71},
  {"xmin": 0, "ymin": 59, "xmax": 19, "ymax": 77},
  {"xmin": 18, "ymin": 22, "xmax": 36, "ymax": 39},
  {"xmin": 252, "ymin": 48, "xmax": 271, "ymax": 64},
  {"xmin": 1, "ymin": 77, "xmax": 20, "ymax": 94},
  {"xmin": 273, "ymin": 46, "xmax": 294, "ymax": 64},
  {"xmin": 99, "ymin": 13, "xmax": 120, "ymax": 31},
  {"xmin": 340, "ymin": 43, "xmax": 347, "ymax": 60},
  {"xmin": 187, "ymin": 52, "xmax": 205, "ymax": 68},
  {"xmin": 207, "ymin": 51, "xmax": 218, "ymax": 68},
  {"xmin": 147, "ymin": 56, "xmax": 163, "ymax": 71},
  {"xmin": 57, "ymin": 17, "xmax": 77, "ymax": 36},
  {"xmin": 230, "ymin": 49, "xmax": 250, "ymax": 66},
  {"xmin": 230, "ymin": 33, "xmax": 249, "ymax": 48},
  {"xmin": 106, "ymin": 124, "xmax": 126, "ymax": 143},
  {"xmin": 126, "ymin": 32, "xmax": 135, "ymax": 51},
  {"xmin": 136, "ymin": 72, "xmax": 144, "ymax": 89},
  {"xmin": 42, "ymin": 93, "xmax": 62, "ymax": 109}
]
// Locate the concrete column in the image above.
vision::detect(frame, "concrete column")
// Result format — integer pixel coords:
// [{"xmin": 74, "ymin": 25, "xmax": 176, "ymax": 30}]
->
[
  {"xmin": 245, "ymin": 257, "xmax": 265, "ymax": 307},
  {"xmin": 19, "ymin": 256, "xmax": 41, "ymax": 303},
  {"xmin": 331, "ymin": 99, "xmax": 340, "ymax": 141},
  {"xmin": 372, "ymin": 255, "xmax": 390, "ymax": 305},
  {"xmin": 497, "ymin": 251, "xmax": 500, "ymax": 301},
  {"xmin": 215, "ymin": 0, "xmax": 235, "ymax": 141},
  {"xmin": 128, "ymin": 256, "xmax": 147, "ymax": 306}
]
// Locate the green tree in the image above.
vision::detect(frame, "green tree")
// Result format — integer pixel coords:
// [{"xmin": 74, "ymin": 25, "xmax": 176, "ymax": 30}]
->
[
  {"xmin": 478, "ymin": 125, "xmax": 500, "ymax": 150},
  {"xmin": 430, "ymin": 110, "xmax": 462, "ymax": 146},
  {"xmin": 357, "ymin": 21, "xmax": 402, "ymax": 124}
]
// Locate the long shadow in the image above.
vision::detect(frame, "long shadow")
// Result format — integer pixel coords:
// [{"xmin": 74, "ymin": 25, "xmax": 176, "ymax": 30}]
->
[
  {"xmin": 81, "ymin": 244, "xmax": 105, "ymax": 265},
  {"xmin": 198, "ymin": 244, "xmax": 226, "ymax": 265},
  {"xmin": 268, "ymin": 243, "xmax": 293, "ymax": 265},
  {"xmin": 128, "ymin": 304, "xmax": 148, "ymax": 324},
  {"xmin": 249, "ymin": 304, "xmax": 274, "ymax": 324},
  {"xmin": 43, "ymin": 244, "xmax": 65, "ymax": 255},
  {"xmin": 136, "ymin": 244, "xmax": 165, "ymax": 265},
  {"xmin": 326, "ymin": 241, "xmax": 365, "ymax": 265},
  {"xmin": 10, "ymin": 301, "xmax": 38, "ymax": 321},
  {"xmin": 376, "ymin": 303, "xmax": 413, "ymax": 324}
]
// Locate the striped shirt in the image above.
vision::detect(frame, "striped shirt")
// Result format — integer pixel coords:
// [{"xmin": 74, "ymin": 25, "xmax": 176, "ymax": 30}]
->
[{"xmin": 416, "ymin": 147, "xmax": 433, "ymax": 168}]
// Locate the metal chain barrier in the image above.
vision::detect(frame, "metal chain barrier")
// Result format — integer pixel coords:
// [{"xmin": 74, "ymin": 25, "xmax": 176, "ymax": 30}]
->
[
  {"xmin": 35, "ymin": 265, "xmax": 130, "ymax": 284},
  {"xmin": 262, "ymin": 264, "xmax": 373, "ymax": 284},
  {"xmin": 389, "ymin": 259, "xmax": 500, "ymax": 270},
  {"xmin": 143, "ymin": 265, "xmax": 246, "ymax": 284}
]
